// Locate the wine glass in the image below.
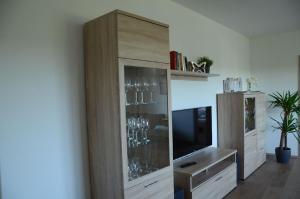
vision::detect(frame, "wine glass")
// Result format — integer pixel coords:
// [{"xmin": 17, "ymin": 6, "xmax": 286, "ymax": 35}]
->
[
  {"xmin": 149, "ymin": 78, "xmax": 158, "ymax": 103},
  {"xmin": 125, "ymin": 79, "xmax": 133, "ymax": 105},
  {"xmin": 127, "ymin": 118, "xmax": 134, "ymax": 148},
  {"xmin": 134, "ymin": 79, "xmax": 142, "ymax": 105},
  {"xmin": 141, "ymin": 78, "xmax": 149, "ymax": 104}
]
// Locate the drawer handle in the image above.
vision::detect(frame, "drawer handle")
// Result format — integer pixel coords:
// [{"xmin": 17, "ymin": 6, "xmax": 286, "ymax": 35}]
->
[
  {"xmin": 214, "ymin": 176, "xmax": 223, "ymax": 182},
  {"xmin": 144, "ymin": 180, "xmax": 158, "ymax": 188}
]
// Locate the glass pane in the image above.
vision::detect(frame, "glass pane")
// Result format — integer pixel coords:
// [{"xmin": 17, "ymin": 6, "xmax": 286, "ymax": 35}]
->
[
  {"xmin": 124, "ymin": 65, "xmax": 170, "ymax": 181},
  {"xmin": 245, "ymin": 98, "xmax": 255, "ymax": 133}
]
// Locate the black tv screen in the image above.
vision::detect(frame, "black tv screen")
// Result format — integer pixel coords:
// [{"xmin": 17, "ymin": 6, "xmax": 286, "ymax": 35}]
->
[{"xmin": 172, "ymin": 107, "xmax": 212, "ymax": 160}]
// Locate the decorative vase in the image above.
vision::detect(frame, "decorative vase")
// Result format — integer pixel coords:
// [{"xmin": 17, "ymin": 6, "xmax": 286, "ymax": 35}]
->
[
  {"xmin": 275, "ymin": 147, "xmax": 291, "ymax": 164},
  {"xmin": 205, "ymin": 65, "xmax": 210, "ymax": 73},
  {"xmin": 247, "ymin": 82, "xmax": 252, "ymax": 92}
]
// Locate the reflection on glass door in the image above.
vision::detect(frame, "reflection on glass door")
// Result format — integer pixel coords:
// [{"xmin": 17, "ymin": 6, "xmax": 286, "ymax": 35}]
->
[
  {"xmin": 124, "ymin": 65, "xmax": 170, "ymax": 181},
  {"xmin": 245, "ymin": 97, "xmax": 255, "ymax": 133}
]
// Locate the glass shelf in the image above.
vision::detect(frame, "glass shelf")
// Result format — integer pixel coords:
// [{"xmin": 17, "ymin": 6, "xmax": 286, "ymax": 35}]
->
[{"xmin": 124, "ymin": 65, "xmax": 170, "ymax": 182}]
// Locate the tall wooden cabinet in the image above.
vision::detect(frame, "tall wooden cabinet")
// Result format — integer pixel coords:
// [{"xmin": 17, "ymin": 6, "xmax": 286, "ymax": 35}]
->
[
  {"xmin": 84, "ymin": 10, "xmax": 174, "ymax": 199},
  {"xmin": 217, "ymin": 92, "xmax": 266, "ymax": 179}
]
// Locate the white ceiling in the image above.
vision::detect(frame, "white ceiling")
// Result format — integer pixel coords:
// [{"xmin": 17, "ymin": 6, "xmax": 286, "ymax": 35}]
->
[{"xmin": 173, "ymin": 0, "xmax": 300, "ymax": 37}]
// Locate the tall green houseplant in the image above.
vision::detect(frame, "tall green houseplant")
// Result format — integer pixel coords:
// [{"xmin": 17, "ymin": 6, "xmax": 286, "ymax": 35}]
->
[{"xmin": 269, "ymin": 91, "xmax": 300, "ymax": 163}]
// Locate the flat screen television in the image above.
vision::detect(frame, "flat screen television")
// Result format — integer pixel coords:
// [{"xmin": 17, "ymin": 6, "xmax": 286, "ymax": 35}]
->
[{"xmin": 172, "ymin": 107, "xmax": 212, "ymax": 160}]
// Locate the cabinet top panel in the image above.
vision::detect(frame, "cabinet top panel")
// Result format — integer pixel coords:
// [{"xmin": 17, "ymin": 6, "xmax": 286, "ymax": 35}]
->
[{"xmin": 116, "ymin": 10, "xmax": 169, "ymax": 28}]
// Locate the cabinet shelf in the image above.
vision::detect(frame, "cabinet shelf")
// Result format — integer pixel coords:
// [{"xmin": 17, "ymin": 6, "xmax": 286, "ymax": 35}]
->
[{"xmin": 170, "ymin": 70, "xmax": 220, "ymax": 81}]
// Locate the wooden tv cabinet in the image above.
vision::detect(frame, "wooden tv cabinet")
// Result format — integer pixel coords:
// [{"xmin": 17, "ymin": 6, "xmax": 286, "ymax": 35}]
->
[{"xmin": 174, "ymin": 147, "xmax": 237, "ymax": 199}]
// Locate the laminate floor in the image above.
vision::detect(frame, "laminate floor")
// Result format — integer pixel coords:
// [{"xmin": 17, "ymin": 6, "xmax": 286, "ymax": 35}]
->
[{"xmin": 226, "ymin": 156, "xmax": 300, "ymax": 199}]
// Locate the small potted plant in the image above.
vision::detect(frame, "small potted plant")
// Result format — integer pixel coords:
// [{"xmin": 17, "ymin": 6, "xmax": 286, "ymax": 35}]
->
[
  {"xmin": 197, "ymin": 56, "xmax": 213, "ymax": 73},
  {"xmin": 269, "ymin": 91, "xmax": 300, "ymax": 163}
]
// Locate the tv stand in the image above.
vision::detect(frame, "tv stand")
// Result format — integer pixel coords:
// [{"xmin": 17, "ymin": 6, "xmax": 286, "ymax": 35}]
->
[{"xmin": 174, "ymin": 147, "xmax": 237, "ymax": 199}]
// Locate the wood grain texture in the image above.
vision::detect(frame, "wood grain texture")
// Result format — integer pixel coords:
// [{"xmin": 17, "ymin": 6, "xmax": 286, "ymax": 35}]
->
[
  {"xmin": 170, "ymin": 70, "xmax": 219, "ymax": 81},
  {"xmin": 217, "ymin": 93, "xmax": 244, "ymax": 150},
  {"xmin": 84, "ymin": 10, "xmax": 173, "ymax": 199},
  {"xmin": 84, "ymin": 11, "xmax": 124, "ymax": 199},
  {"xmin": 174, "ymin": 148, "xmax": 237, "ymax": 199},
  {"xmin": 217, "ymin": 92, "xmax": 267, "ymax": 180},
  {"xmin": 191, "ymin": 163, "xmax": 237, "ymax": 199},
  {"xmin": 174, "ymin": 147, "xmax": 236, "ymax": 176},
  {"xmin": 125, "ymin": 174, "xmax": 173, "ymax": 199},
  {"xmin": 117, "ymin": 13, "xmax": 170, "ymax": 63},
  {"xmin": 226, "ymin": 155, "xmax": 300, "ymax": 199},
  {"xmin": 116, "ymin": 10, "xmax": 169, "ymax": 28}
]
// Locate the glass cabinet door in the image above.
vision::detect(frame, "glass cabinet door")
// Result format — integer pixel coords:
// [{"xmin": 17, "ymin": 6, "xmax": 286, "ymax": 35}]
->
[
  {"xmin": 124, "ymin": 65, "xmax": 170, "ymax": 181},
  {"xmin": 244, "ymin": 97, "xmax": 255, "ymax": 133}
]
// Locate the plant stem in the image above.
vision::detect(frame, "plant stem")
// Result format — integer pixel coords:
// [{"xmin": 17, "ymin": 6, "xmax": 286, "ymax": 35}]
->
[
  {"xmin": 280, "ymin": 132, "xmax": 284, "ymax": 148},
  {"xmin": 284, "ymin": 134, "xmax": 287, "ymax": 148}
]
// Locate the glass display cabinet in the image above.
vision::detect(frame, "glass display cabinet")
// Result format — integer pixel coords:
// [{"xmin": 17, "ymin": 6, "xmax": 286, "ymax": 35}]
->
[
  {"xmin": 124, "ymin": 65, "xmax": 170, "ymax": 181},
  {"xmin": 217, "ymin": 92, "xmax": 266, "ymax": 180},
  {"xmin": 84, "ymin": 10, "xmax": 173, "ymax": 199},
  {"xmin": 119, "ymin": 59, "xmax": 173, "ymax": 190}
]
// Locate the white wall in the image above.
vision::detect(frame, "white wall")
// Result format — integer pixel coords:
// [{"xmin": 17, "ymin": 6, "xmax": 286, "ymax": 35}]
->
[
  {"xmin": 0, "ymin": 0, "xmax": 251, "ymax": 198},
  {"xmin": 250, "ymin": 30, "xmax": 300, "ymax": 156}
]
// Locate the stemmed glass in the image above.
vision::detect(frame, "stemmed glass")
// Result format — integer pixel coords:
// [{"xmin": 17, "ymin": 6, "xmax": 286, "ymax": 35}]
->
[
  {"xmin": 134, "ymin": 78, "xmax": 142, "ymax": 105},
  {"xmin": 127, "ymin": 118, "xmax": 134, "ymax": 148},
  {"xmin": 141, "ymin": 118, "xmax": 150, "ymax": 144},
  {"xmin": 141, "ymin": 78, "xmax": 149, "ymax": 104},
  {"xmin": 149, "ymin": 78, "xmax": 158, "ymax": 103},
  {"xmin": 128, "ymin": 158, "xmax": 142, "ymax": 181},
  {"xmin": 125, "ymin": 79, "xmax": 133, "ymax": 105}
]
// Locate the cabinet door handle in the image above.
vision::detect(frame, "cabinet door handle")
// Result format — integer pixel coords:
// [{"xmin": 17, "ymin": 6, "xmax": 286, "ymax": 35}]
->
[
  {"xmin": 214, "ymin": 176, "xmax": 223, "ymax": 182},
  {"xmin": 144, "ymin": 180, "xmax": 158, "ymax": 188}
]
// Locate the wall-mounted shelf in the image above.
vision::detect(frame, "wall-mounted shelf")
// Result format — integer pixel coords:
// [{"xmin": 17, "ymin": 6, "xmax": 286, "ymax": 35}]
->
[{"xmin": 170, "ymin": 70, "xmax": 220, "ymax": 81}]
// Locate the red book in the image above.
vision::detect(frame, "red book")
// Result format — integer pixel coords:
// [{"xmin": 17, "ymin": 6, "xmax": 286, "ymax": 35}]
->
[{"xmin": 170, "ymin": 51, "xmax": 177, "ymax": 70}]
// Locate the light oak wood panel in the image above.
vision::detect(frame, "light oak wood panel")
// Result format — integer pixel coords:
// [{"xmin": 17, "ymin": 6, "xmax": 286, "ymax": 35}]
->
[
  {"xmin": 117, "ymin": 13, "xmax": 169, "ymax": 63},
  {"xmin": 191, "ymin": 163, "xmax": 237, "ymax": 199},
  {"xmin": 85, "ymin": 10, "xmax": 173, "ymax": 199},
  {"xmin": 174, "ymin": 148, "xmax": 237, "ymax": 199},
  {"xmin": 84, "ymin": 11, "xmax": 124, "ymax": 199},
  {"xmin": 125, "ymin": 174, "xmax": 173, "ymax": 199},
  {"xmin": 256, "ymin": 93, "xmax": 267, "ymax": 132},
  {"xmin": 170, "ymin": 70, "xmax": 220, "ymax": 81},
  {"xmin": 174, "ymin": 147, "xmax": 237, "ymax": 176},
  {"xmin": 116, "ymin": 10, "xmax": 168, "ymax": 27},
  {"xmin": 217, "ymin": 92, "xmax": 267, "ymax": 180},
  {"xmin": 217, "ymin": 93, "xmax": 244, "ymax": 150}
]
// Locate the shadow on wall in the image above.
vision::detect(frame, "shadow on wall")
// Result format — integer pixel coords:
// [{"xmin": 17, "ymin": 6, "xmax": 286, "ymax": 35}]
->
[{"xmin": 62, "ymin": 15, "xmax": 91, "ymax": 199}]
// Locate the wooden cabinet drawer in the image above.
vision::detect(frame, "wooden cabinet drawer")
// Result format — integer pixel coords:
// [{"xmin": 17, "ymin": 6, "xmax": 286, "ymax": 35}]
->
[
  {"xmin": 125, "ymin": 174, "xmax": 173, "ymax": 199},
  {"xmin": 117, "ymin": 13, "xmax": 169, "ymax": 63},
  {"xmin": 191, "ymin": 163, "xmax": 237, "ymax": 199}
]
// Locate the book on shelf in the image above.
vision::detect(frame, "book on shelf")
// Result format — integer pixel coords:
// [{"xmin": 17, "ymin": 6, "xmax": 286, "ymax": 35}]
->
[
  {"xmin": 170, "ymin": 51, "xmax": 188, "ymax": 71},
  {"xmin": 170, "ymin": 51, "xmax": 177, "ymax": 70}
]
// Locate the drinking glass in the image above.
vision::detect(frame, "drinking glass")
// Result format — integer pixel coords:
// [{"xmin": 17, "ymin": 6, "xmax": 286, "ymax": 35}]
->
[
  {"xmin": 149, "ymin": 78, "xmax": 158, "ymax": 103},
  {"xmin": 125, "ymin": 79, "xmax": 133, "ymax": 105},
  {"xmin": 134, "ymin": 78, "xmax": 142, "ymax": 105}
]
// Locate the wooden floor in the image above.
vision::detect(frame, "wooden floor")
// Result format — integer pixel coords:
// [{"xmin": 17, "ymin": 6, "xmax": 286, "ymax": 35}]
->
[{"xmin": 226, "ymin": 155, "xmax": 300, "ymax": 199}]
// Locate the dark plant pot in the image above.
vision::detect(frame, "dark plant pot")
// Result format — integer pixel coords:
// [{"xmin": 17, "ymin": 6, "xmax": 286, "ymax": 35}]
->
[
  {"xmin": 205, "ymin": 65, "xmax": 211, "ymax": 73},
  {"xmin": 275, "ymin": 147, "xmax": 291, "ymax": 164}
]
